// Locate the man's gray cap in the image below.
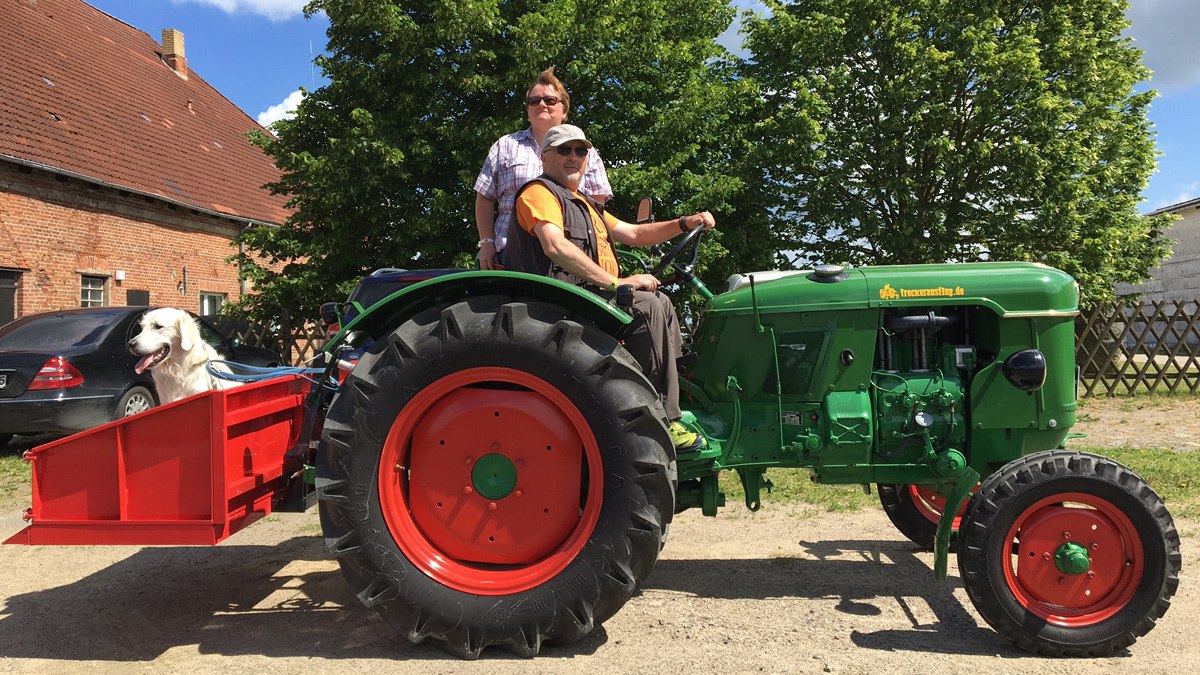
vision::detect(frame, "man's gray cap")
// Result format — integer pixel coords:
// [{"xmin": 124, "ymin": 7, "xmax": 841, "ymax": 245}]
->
[{"xmin": 541, "ymin": 124, "xmax": 593, "ymax": 152}]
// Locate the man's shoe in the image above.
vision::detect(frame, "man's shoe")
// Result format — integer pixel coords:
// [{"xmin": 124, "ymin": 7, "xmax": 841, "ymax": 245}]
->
[{"xmin": 669, "ymin": 421, "xmax": 706, "ymax": 452}]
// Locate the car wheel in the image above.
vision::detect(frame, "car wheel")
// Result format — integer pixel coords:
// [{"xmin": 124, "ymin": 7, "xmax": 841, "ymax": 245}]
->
[{"xmin": 115, "ymin": 386, "xmax": 156, "ymax": 420}]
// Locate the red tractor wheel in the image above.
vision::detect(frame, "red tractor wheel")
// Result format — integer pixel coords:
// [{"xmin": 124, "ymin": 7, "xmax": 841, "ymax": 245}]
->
[
  {"xmin": 958, "ymin": 450, "xmax": 1180, "ymax": 656},
  {"xmin": 878, "ymin": 483, "xmax": 969, "ymax": 550},
  {"xmin": 317, "ymin": 297, "xmax": 675, "ymax": 658}
]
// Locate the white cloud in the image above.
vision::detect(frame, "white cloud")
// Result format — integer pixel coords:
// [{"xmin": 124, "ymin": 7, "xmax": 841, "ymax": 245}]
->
[
  {"xmin": 1157, "ymin": 182, "xmax": 1200, "ymax": 209},
  {"xmin": 171, "ymin": 0, "xmax": 308, "ymax": 22},
  {"xmin": 1126, "ymin": 0, "xmax": 1200, "ymax": 94},
  {"xmin": 257, "ymin": 89, "xmax": 305, "ymax": 128}
]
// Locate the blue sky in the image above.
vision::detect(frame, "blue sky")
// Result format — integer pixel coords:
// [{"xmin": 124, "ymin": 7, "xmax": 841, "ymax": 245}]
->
[{"xmin": 88, "ymin": 0, "xmax": 1199, "ymax": 212}]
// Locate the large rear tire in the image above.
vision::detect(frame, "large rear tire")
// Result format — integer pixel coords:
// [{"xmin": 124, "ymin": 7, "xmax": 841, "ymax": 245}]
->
[
  {"xmin": 317, "ymin": 296, "xmax": 675, "ymax": 658},
  {"xmin": 958, "ymin": 450, "xmax": 1180, "ymax": 656}
]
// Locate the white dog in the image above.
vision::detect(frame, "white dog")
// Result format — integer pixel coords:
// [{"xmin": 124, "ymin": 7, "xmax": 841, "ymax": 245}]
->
[{"xmin": 127, "ymin": 308, "xmax": 239, "ymax": 403}]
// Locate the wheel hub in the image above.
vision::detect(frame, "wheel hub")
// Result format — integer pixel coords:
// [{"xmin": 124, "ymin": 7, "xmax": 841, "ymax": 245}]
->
[
  {"xmin": 1054, "ymin": 541, "xmax": 1091, "ymax": 575},
  {"xmin": 471, "ymin": 453, "xmax": 518, "ymax": 500}
]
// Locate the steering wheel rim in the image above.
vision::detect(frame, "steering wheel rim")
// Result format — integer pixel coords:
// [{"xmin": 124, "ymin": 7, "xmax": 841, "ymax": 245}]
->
[{"xmin": 650, "ymin": 225, "xmax": 706, "ymax": 279}]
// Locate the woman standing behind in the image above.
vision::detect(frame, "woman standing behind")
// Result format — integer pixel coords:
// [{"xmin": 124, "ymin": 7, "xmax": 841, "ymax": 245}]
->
[{"xmin": 474, "ymin": 67, "xmax": 613, "ymax": 269}]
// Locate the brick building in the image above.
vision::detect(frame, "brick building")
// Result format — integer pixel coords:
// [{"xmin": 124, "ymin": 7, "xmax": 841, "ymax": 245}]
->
[{"xmin": 0, "ymin": 0, "xmax": 289, "ymax": 324}]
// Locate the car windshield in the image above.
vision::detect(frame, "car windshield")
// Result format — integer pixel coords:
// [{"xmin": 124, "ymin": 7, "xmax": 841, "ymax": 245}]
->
[{"xmin": 0, "ymin": 313, "xmax": 121, "ymax": 350}]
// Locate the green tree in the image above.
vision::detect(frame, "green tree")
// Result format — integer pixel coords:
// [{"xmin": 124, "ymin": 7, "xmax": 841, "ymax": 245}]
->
[
  {"xmin": 743, "ymin": 0, "xmax": 1170, "ymax": 305},
  {"xmin": 240, "ymin": 0, "xmax": 766, "ymax": 320}
]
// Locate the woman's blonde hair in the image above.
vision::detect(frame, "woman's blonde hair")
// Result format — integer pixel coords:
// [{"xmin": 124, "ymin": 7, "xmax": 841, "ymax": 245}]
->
[{"xmin": 528, "ymin": 66, "xmax": 570, "ymax": 120}]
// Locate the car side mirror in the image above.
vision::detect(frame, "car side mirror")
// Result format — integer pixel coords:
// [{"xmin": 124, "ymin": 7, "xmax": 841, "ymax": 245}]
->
[
  {"xmin": 319, "ymin": 301, "xmax": 340, "ymax": 326},
  {"xmin": 636, "ymin": 197, "xmax": 653, "ymax": 224}
]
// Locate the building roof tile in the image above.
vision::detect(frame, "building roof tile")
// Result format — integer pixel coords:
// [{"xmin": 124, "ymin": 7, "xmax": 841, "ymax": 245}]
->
[{"xmin": 0, "ymin": 0, "xmax": 290, "ymax": 225}]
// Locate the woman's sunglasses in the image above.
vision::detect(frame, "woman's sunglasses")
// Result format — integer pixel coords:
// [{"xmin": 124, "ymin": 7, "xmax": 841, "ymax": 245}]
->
[
  {"xmin": 527, "ymin": 95, "xmax": 561, "ymax": 107},
  {"xmin": 553, "ymin": 145, "xmax": 589, "ymax": 157}
]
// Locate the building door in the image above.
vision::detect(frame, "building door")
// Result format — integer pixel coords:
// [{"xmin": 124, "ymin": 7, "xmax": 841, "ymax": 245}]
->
[{"xmin": 0, "ymin": 270, "xmax": 18, "ymax": 325}]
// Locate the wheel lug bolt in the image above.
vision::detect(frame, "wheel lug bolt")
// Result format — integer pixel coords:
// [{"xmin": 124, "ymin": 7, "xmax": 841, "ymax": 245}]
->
[
  {"xmin": 1062, "ymin": 531, "xmax": 1071, "ymax": 539},
  {"xmin": 1091, "ymin": 543, "xmax": 1099, "ymax": 550},
  {"xmin": 514, "ymin": 490, "xmax": 523, "ymax": 498},
  {"xmin": 488, "ymin": 502, "xmax": 498, "ymax": 511},
  {"xmin": 465, "ymin": 456, "xmax": 474, "ymax": 465},
  {"xmin": 463, "ymin": 486, "xmax": 473, "ymax": 495},
  {"xmin": 1087, "ymin": 571, "xmax": 1095, "ymax": 579},
  {"xmin": 1042, "ymin": 552, "xmax": 1051, "ymax": 560}
]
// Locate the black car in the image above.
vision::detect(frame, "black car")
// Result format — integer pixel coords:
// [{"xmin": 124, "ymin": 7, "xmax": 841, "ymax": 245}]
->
[{"xmin": 0, "ymin": 307, "xmax": 282, "ymax": 448}]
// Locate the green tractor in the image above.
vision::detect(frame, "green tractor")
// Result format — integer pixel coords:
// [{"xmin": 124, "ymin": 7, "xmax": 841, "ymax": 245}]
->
[{"xmin": 315, "ymin": 232, "xmax": 1179, "ymax": 658}]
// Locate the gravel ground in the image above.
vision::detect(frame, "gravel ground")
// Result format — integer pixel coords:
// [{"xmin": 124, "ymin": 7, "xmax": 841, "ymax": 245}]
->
[{"xmin": 0, "ymin": 397, "xmax": 1195, "ymax": 674}]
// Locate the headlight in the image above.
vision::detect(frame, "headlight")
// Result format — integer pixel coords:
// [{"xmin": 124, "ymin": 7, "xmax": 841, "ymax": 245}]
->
[{"xmin": 1002, "ymin": 349, "xmax": 1046, "ymax": 392}]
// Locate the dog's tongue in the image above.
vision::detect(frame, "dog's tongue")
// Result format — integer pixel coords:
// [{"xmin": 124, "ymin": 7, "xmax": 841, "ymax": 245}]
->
[{"xmin": 134, "ymin": 349, "xmax": 164, "ymax": 374}]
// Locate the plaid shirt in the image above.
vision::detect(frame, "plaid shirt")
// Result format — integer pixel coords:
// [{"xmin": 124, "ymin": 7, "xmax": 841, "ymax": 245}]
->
[{"xmin": 474, "ymin": 128, "xmax": 613, "ymax": 250}]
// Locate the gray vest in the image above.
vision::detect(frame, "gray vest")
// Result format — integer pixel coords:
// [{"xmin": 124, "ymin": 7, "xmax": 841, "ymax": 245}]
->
[{"xmin": 504, "ymin": 175, "xmax": 610, "ymax": 292}]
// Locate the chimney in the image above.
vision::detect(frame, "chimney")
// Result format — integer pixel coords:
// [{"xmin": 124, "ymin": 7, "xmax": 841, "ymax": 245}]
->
[{"xmin": 162, "ymin": 28, "xmax": 188, "ymax": 79}]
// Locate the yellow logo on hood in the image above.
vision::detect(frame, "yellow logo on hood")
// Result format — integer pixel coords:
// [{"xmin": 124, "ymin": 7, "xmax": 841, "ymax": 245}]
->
[{"xmin": 880, "ymin": 283, "xmax": 965, "ymax": 300}]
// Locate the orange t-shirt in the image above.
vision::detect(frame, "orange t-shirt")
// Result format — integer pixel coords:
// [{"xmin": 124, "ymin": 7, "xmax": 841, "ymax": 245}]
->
[{"xmin": 515, "ymin": 183, "xmax": 620, "ymax": 277}]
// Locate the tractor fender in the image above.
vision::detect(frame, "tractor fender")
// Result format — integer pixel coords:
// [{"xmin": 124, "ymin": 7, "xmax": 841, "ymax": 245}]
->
[{"xmin": 325, "ymin": 270, "xmax": 632, "ymax": 351}]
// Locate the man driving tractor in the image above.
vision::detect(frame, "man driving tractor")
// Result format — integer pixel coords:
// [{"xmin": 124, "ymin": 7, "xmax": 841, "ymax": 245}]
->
[{"xmin": 503, "ymin": 123, "xmax": 716, "ymax": 451}]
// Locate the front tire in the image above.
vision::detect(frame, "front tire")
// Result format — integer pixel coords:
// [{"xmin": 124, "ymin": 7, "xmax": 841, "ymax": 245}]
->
[
  {"xmin": 958, "ymin": 450, "xmax": 1180, "ymax": 656},
  {"xmin": 317, "ymin": 296, "xmax": 675, "ymax": 658},
  {"xmin": 878, "ymin": 483, "xmax": 971, "ymax": 550}
]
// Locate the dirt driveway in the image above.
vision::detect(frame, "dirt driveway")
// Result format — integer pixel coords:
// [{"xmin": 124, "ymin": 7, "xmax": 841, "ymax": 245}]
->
[{"xmin": 0, "ymin": 398, "xmax": 1196, "ymax": 674}]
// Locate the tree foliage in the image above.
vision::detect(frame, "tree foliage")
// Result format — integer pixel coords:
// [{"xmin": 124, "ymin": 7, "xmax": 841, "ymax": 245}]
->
[
  {"xmin": 241, "ymin": 0, "xmax": 1170, "ymax": 320},
  {"xmin": 239, "ymin": 0, "xmax": 767, "ymax": 320},
  {"xmin": 743, "ymin": 0, "xmax": 1170, "ymax": 305}
]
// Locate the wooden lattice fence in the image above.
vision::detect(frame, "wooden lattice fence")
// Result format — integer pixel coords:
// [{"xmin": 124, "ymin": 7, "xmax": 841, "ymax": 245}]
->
[
  {"xmin": 209, "ymin": 311, "xmax": 327, "ymax": 367},
  {"xmin": 1077, "ymin": 300, "xmax": 1200, "ymax": 396}
]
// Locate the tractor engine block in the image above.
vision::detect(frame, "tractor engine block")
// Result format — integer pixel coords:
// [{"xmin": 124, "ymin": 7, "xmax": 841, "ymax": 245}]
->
[{"xmin": 873, "ymin": 308, "xmax": 971, "ymax": 464}]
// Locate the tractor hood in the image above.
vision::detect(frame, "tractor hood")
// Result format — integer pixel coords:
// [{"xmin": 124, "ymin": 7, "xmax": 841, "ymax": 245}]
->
[{"xmin": 710, "ymin": 262, "xmax": 1078, "ymax": 318}]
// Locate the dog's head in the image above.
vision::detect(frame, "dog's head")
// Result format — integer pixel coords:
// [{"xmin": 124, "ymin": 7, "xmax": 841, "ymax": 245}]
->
[{"xmin": 127, "ymin": 308, "xmax": 203, "ymax": 374}]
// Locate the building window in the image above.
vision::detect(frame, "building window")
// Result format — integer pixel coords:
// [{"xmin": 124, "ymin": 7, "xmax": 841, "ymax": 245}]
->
[
  {"xmin": 0, "ymin": 270, "xmax": 20, "ymax": 324},
  {"xmin": 200, "ymin": 292, "xmax": 226, "ymax": 316},
  {"xmin": 80, "ymin": 275, "xmax": 107, "ymax": 307}
]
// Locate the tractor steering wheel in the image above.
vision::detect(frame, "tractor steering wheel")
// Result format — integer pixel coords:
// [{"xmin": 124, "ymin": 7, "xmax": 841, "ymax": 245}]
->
[{"xmin": 650, "ymin": 223, "xmax": 706, "ymax": 280}]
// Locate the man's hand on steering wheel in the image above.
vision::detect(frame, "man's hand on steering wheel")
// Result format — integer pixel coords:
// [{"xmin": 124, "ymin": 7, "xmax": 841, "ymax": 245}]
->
[{"xmin": 650, "ymin": 211, "xmax": 716, "ymax": 279}]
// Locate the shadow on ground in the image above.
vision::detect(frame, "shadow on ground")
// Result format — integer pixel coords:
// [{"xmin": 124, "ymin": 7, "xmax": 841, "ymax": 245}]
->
[{"xmin": 0, "ymin": 532, "xmax": 1072, "ymax": 661}]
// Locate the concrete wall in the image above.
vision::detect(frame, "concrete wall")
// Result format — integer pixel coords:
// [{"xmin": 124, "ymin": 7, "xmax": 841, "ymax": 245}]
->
[{"xmin": 1116, "ymin": 200, "xmax": 1200, "ymax": 301}]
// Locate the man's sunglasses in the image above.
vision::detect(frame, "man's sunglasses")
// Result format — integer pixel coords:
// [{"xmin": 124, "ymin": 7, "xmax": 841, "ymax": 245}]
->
[
  {"xmin": 527, "ymin": 95, "xmax": 561, "ymax": 107},
  {"xmin": 553, "ymin": 145, "xmax": 589, "ymax": 157}
]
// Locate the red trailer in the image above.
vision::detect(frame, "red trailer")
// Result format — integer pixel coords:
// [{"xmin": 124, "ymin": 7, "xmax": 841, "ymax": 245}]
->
[{"xmin": 5, "ymin": 375, "xmax": 310, "ymax": 546}]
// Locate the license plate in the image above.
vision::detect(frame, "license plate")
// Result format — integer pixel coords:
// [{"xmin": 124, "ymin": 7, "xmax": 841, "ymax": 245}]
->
[{"xmin": 0, "ymin": 374, "xmax": 6, "ymax": 389}]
